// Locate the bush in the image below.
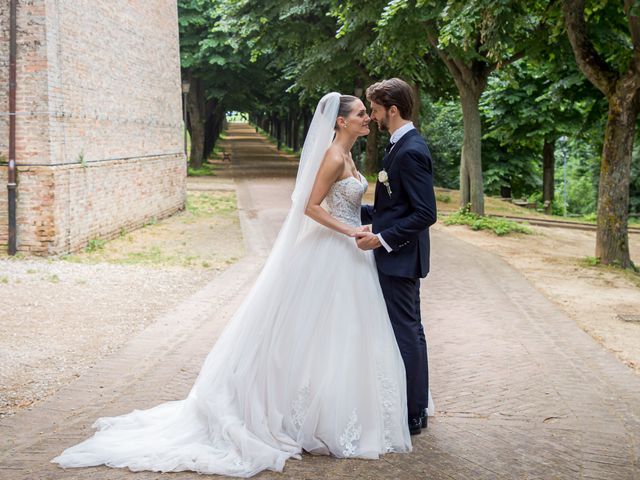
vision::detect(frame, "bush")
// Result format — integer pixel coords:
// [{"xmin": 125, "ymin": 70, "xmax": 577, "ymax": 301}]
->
[{"xmin": 443, "ymin": 206, "xmax": 532, "ymax": 236}]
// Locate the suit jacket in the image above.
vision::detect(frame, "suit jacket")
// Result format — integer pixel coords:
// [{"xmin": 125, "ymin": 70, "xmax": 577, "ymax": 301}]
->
[{"xmin": 361, "ymin": 129, "xmax": 437, "ymax": 278}]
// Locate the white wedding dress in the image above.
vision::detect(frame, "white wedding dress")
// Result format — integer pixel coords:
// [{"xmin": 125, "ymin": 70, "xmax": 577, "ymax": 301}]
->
[{"xmin": 52, "ymin": 93, "xmax": 433, "ymax": 478}]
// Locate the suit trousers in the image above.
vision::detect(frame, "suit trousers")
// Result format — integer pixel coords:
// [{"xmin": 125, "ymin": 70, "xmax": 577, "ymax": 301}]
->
[{"xmin": 377, "ymin": 270, "xmax": 429, "ymax": 419}]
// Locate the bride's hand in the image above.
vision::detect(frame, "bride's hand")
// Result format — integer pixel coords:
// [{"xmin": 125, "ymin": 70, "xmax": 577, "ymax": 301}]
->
[{"xmin": 347, "ymin": 225, "xmax": 371, "ymax": 237}]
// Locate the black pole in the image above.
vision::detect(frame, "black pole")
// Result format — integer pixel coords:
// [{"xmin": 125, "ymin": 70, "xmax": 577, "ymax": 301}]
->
[{"xmin": 8, "ymin": 0, "xmax": 17, "ymax": 255}]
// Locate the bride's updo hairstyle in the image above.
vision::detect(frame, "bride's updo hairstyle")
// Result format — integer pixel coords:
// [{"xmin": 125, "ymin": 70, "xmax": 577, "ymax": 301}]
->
[{"xmin": 334, "ymin": 95, "xmax": 358, "ymax": 131}]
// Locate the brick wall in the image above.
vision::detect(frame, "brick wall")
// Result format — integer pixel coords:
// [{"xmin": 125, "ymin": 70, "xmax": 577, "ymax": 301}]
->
[{"xmin": 0, "ymin": 0, "xmax": 186, "ymax": 254}]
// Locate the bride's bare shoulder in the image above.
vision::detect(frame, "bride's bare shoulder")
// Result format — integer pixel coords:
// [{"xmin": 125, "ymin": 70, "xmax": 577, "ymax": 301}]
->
[{"xmin": 321, "ymin": 145, "xmax": 344, "ymax": 170}]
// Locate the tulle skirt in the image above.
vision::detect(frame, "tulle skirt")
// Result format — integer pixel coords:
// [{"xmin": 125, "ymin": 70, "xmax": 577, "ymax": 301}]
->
[{"xmin": 52, "ymin": 224, "xmax": 421, "ymax": 477}]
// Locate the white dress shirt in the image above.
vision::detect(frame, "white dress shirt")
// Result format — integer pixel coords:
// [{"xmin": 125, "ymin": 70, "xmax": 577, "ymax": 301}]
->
[{"xmin": 377, "ymin": 122, "xmax": 415, "ymax": 252}]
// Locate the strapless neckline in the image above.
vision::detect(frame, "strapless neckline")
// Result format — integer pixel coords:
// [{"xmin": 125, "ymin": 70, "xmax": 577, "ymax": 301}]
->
[{"xmin": 335, "ymin": 172, "xmax": 365, "ymax": 185}]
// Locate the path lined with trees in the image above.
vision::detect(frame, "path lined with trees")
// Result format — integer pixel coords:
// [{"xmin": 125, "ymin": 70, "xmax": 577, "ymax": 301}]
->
[
  {"xmin": 1, "ymin": 125, "xmax": 639, "ymax": 479},
  {"xmin": 179, "ymin": 0, "xmax": 640, "ymax": 269}
]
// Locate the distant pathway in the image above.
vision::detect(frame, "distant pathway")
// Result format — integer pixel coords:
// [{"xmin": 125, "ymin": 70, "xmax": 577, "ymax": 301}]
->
[{"xmin": 1, "ymin": 123, "xmax": 638, "ymax": 479}]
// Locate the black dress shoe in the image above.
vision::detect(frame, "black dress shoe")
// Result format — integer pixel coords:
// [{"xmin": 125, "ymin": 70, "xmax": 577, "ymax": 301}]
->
[
  {"xmin": 420, "ymin": 408, "xmax": 428, "ymax": 429},
  {"xmin": 408, "ymin": 416, "xmax": 422, "ymax": 435}
]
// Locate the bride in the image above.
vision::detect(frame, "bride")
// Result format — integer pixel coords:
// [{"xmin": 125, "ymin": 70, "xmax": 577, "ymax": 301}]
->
[{"xmin": 52, "ymin": 92, "xmax": 431, "ymax": 477}]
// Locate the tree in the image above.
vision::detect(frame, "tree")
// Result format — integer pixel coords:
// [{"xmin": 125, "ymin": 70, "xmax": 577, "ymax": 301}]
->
[
  {"xmin": 481, "ymin": 57, "xmax": 605, "ymax": 211},
  {"xmin": 563, "ymin": 0, "xmax": 640, "ymax": 268},
  {"xmin": 220, "ymin": 0, "xmax": 385, "ymax": 170},
  {"xmin": 179, "ymin": 0, "xmax": 267, "ymax": 168},
  {"xmin": 369, "ymin": 0, "xmax": 551, "ymax": 214}
]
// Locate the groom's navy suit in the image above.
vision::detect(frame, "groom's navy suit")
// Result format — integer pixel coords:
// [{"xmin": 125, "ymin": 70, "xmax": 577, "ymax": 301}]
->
[{"xmin": 361, "ymin": 128, "xmax": 437, "ymax": 419}]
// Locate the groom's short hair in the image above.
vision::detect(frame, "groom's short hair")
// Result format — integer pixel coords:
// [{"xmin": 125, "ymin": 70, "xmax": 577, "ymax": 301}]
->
[{"xmin": 366, "ymin": 78, "xmax": 414, "ymax": 120}]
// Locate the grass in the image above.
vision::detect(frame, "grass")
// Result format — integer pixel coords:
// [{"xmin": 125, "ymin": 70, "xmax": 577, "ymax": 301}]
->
[
  {"xmin": 436, "ymin": 193, "xmax": 451, "ymax": 204},
  {"xmin": 443, "ymin": 206, "xmax": 532, "ymax": 236},
  {"xmin": 85, "ymin": 238, "xmax": 106, "ymax": 252},
  {"xmin": 435, "ymin": 187, "xmax": 640, "ymax": 228},
  {"xmin": 580, "ymin": 256, "xmax": 640, "ymax": 287},
  {"xmin": 186, "ymin": 191, "xmax": 237, "ymax": 217},
  {"xmin": 188, "ymin": 162, "xmax": 217, "ymax": 177},
  {"xmin": 436, "ymin": 188, "xmax": 553, "ymax": 219},
  {"xmin": 58, "ymin": 191, "xmax": 240, "ymax": 268}
]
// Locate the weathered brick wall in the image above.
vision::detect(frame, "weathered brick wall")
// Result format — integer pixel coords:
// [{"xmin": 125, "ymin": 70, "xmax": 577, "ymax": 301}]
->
[
  {"xmin": 0, "ymin": 0, "xmax": 186, "ymax": 254},
  {"xmin": 0, "ymin": 0, "xmax": 52, "ymax": 245}
]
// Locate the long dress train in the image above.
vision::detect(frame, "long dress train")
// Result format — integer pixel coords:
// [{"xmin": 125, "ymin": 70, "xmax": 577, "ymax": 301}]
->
[{"xmin": 52, "ymin": 174, "xmax": 432, "ymax": 477}]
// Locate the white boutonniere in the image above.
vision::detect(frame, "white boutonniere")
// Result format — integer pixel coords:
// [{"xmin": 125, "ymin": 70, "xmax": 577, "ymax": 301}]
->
[{"xmin": 378, "ymin": 169, "xmax": 392, "ymax": 197}]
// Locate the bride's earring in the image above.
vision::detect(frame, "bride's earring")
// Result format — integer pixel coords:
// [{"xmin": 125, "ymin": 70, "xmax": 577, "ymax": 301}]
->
[{"xmin": 343, "ymin": 123, "xmax": 349, "ymax": 128}]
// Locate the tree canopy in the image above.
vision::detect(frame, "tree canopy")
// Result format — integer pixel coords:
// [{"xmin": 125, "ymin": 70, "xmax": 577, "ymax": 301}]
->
[{"xmin": 178, "ymin": 0, "xmax": 640, "ymax": 269}]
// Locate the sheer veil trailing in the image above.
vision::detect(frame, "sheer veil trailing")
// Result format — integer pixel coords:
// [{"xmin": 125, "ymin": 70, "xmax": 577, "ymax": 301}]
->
[
  {"xmin": 51, "ymin": 92, "xmax": 352, "ymax": 477},
  {"xmin": 232, "ymin": 92, "xmax": 340, "ymax": 302}
]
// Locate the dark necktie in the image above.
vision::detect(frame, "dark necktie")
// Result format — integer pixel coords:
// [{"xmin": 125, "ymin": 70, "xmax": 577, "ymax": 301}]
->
[{"xmin": 385, "ymin": 141, "xmax": 395, "ymax": 154}]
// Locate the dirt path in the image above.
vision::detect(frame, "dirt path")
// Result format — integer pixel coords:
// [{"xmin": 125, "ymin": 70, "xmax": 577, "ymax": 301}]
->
[{"xmin": 1, "ymin": 123, "xmax": 639, "ymax": 479}]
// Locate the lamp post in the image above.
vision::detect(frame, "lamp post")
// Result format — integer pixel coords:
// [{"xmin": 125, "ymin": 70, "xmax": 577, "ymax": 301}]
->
[
  {"xmin": 181, "ymin": 80, "xmax": 190, "ymax": 158},
  {"xmin": 559, "ymin": 135, "xmax": 568, "ymax": 216}
]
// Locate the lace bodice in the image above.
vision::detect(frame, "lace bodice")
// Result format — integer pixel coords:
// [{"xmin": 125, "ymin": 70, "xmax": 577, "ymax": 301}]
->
[{"xmin": 325, "ymin": 173, "xmax": 368, "ymax": 227}]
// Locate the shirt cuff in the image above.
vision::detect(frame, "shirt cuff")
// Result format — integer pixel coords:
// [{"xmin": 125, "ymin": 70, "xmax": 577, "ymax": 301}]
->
[{"xmin": 377, "ymin": 233, "xmax": 393, "ymax": 252}]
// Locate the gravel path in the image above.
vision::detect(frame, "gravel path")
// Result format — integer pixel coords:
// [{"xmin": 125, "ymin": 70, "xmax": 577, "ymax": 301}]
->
[{"xmin": 0, "ymin": 258, "xmax": 216, "ymax": 418}]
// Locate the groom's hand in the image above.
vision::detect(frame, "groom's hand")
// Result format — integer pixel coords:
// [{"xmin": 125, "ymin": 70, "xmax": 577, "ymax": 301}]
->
[{"xmin": 355, "ymin": 231, "xmax": 381, "ymax": 250}]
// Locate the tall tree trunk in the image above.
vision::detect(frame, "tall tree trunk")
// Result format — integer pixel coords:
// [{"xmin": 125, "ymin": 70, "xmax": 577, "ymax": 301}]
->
[
  {"xmin": 424, "ymin": 27, "xmax": 492, "ymax": 215},
  {"xmin": 186, "ymin": 77, "xmax": 206, "ymax": 169},
  {"xmin": 563, "ymin": 0, "xmax": 640, "ymax": 268},
  {"xmin": 365, "ymin": 121, "xmax": 379, "ymax": 175},
  {"xmin": 285, "ymin": 113, "xmax": 291, "ymax": 148},
  {"xmin": 293, "ymin": 114, "xmax": 301, "ymax": 152},
  {"xmin": 542, "ymin": 139, "xmax": 555, "ymax": 214},
  {"xmin": 204, "ymin": 104, "xmax": 225, "ymax": 159},
  {"xmin": 595, "ymin": 89, "xmax": 639, "ymax": 268},
  {"xmin": 276, "ymin": 116, "xmax": 282, "ymax": 150},
  {"xmin": 459, "ymin": 86, "xmax": 484, "ymax": 214}
]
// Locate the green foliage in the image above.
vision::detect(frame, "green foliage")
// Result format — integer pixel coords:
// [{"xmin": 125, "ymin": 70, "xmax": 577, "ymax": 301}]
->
[
  {"xmin": 582, "ymin": 256, "xmax": 600, "ymax": 266},
  {"xmin": 422, "ymin": 97, "xmax": 462, "ymax": 189},
  {"xmin": 188, "ymin": 163, "xmax": 216, "ymax": 177},
  {"xmin": 581, "ymin": 1, "xmax": 634, "ymax": 75},
  {"xmin": 555, "ymin": 135, "xmax": 601, "ymax": 216},
  {"xmin": 174, "ymin": 0, "xmax": 639, "ymax": 228},
  {"xmin": 443, "ymin": 206, "xmax": 532, "ymax": 235},
  {"xmin": 629, "ymin": 140, "xmax": 640, "ymax": 214},
  {"xmin": 85, "ymin": 238, "xmax": 106, "ymax": 253}
]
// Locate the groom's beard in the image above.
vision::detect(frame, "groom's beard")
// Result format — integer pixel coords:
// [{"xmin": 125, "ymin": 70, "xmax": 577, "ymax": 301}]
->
[{"xmin": 376, "ymin": 114, "xmax": 389, "ymax": 132}]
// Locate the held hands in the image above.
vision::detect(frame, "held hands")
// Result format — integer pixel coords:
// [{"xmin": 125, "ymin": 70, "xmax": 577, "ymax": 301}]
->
[
  {"xmin": 347, "ymin": 225, "xmax": 370, "ymax": 237},
  {"xmin": 346, "ymin": 226, "xmax": 381, "ymax": 250},
  {"xmin": 355, "ymin": 230, "xmax": 382, "ymax": 251}
]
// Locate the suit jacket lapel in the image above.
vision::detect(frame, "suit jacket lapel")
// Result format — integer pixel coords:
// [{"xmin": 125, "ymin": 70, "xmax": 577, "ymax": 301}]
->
[
  {"xmin": 384, "ymin": 129, "xmax": 418, "ymax": 171},
  {"xmin": 375, "ymin": 129, "xmax": 419, "ymax": 209}
]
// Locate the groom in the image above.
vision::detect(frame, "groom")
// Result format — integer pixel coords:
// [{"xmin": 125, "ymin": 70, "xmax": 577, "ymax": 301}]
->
[{"xmin": 356, "ymin": 78, "xmax": 437, "ymax": 435}]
